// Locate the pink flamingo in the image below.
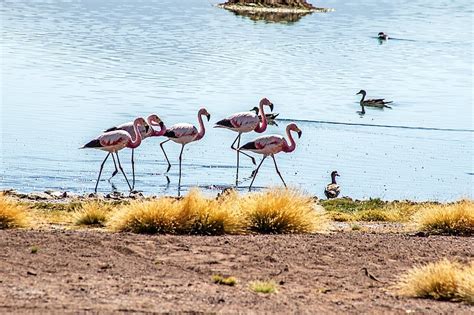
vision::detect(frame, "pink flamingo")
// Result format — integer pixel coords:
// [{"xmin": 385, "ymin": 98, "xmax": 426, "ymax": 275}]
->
[
  {"xmin": 81, "ymin": 117, "xmax": 147, "ymax": 193},
  {"xmin": 214, "ymin": 97, "xmax": 274, "ymax": 185},
  {"xmin": 160, "ymin": 108, "xmax": 210, "ymax": 196},
  {"xmin": 105, "ymin": 114, "xmax": 167, "ymax": 189},
  {"xmin": 239, "ymin": 123, "xmax": 302, "ymax": 191}
]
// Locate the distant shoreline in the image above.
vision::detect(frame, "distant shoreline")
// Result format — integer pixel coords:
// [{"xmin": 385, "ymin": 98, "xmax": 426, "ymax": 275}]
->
[{"xmin": 217, "ymin": 3, "xmax": 334, "ymax": 14}]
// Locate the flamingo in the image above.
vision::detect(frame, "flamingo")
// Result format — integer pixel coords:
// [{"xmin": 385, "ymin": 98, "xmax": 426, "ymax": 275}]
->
[
  {"xmin": 81, "ymin": 117, "xmax": 146, "ymax": 193},
  {"xmin": 239, "ymin": 123, "xmax": 302, "ymax": 191},
  {"xmin": 214, "ymin": 97, "xmax": 274, "ymax": 185},
  {"xmin": 105, "ymin": 114, "xmax": 167, "ymax": 190},
  {"xmin": 160, "ymin": 107, "xmax": 210, "ymax": 196}
]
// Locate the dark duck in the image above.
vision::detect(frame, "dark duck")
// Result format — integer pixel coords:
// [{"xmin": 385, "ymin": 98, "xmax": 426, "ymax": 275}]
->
[{"xmin": 324, "ymin": 171, "xmax": 341, "ymax": 199}]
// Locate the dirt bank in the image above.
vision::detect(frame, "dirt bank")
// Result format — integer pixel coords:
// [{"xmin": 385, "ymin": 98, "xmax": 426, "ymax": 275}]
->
[{"xmin": 0, "ymin": 230, "xmax": 472, "ymax": 314}]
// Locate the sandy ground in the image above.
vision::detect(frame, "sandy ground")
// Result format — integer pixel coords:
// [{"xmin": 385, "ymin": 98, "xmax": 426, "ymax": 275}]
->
[{"xmin": 0, "ymin": 230, "xmax": 472, "ymax": 314}]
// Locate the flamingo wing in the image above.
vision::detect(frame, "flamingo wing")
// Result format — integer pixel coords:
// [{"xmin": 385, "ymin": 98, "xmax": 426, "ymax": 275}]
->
[{"xmin": 165, "ymin": 123, "xmax": 198, "ymax": 139}]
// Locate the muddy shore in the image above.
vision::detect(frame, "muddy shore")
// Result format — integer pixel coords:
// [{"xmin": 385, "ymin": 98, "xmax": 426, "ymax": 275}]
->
[{"xmin": 1, "ymin": 230, "xmax": 472, "ymax": 314}]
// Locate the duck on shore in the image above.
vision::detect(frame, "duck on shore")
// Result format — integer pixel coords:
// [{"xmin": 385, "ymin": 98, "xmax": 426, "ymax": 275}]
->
[
  {"xmin": 356, "ymin": 90, "xmax": 392, "ymax": 114},
  {"xmin": 324, "ymin": 171, "xmax": 340, "ymax": 199}
]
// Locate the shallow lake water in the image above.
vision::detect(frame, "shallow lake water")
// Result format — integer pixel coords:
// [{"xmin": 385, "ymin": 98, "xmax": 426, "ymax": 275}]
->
[{"xmin": 1, "ymin": 0, "xmax": 472, "ymax": 200}]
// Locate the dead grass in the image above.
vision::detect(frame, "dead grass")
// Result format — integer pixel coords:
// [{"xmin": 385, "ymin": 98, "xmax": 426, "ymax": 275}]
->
[
  {"xmin": 109, "ymin": 189, "xmax": 242, "ymax": 235},
  {"xmin": 413, "ymin": 200, "xmax": 474, "ymax": 236},
  {"xmin": 396, "ymin": 259, "xmax": 474, "ymax": 304},
  {"xmin": 250, "ymin": 280, "xmax": 278, "ymax": 294},
  {"xmin": 73, "ymin": 201, "xmax": 111, "ymax": 226},
  {"xmin": 240, "ymin": 188, "xmax": 328, "ymax": 234},
  {"xmin": 212, "ymin": 275, "xmax": 237, "ymax": 286},
  {"xmin": 0, "ymin": 194, "xmax": 29, "ymax": 229}
]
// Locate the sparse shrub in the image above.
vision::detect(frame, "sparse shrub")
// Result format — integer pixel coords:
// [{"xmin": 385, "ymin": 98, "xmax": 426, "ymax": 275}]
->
[
  {"xmin": 30, "ymin": 246, "xmax": 38, "ymax": 254},
  {"xmin": 0, "ymin": 194, "xmax": 29, "ymax": 229},
  {"xmin": 74, "ymin": 201, "xmax": 111, "ymax": 226},
  {"xmin": 250, "ymin": 280, "xmax": 277, "ymax": 293},
  {"xmin": 109, "ymin": 189, "xmax": 242, "ymax": 235},
  {"xmin": 212, "ymin": 275, "xmax": 237, "ymax": 286},
  {"xmin": 413, "ymin": 200, "xmax": 474, "ymax": 236},
  {"xmin": 241, "ymin": 188, "xmax": 328, "ymax": 234},
  {"xmin": 396, "ymin": 259, "xmax": 474, "ymax": 304},
  {"xmin": 351, "ymin": 224, "xmax": 361, "ymax": 231}
]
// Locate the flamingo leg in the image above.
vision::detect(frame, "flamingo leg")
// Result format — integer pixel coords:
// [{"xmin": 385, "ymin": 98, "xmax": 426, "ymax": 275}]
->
[
  {"xmin": 271, "ymin": 155, "xmax": 287, "ymax": 188},
  {"xmin": 108, "ymin": 153, "xmax": 119, "ymax": 182},
  {"xmin": 248, "ymin": 156, "xmax": 266, "ymax": 191},
  {"xmin": 115, "ymin": 152, "xmax": 132, "ymax": 191},
  {"xmin": 131, "ymin": 148, "xmax": 136, "ymax": 190},
  {"xmin": 178, "ymin": 144, "xmax": 185, "ymax": 197},
  {"xmin": 231, "ymin": 134, "xmax": 256, "ymax": 165},
  {"xmin": 160, "ymin": 139, "xmax": 172, "ymax": 173},
  {"xmin": 94, "ymin": 153, "xmax": 110, "ymax": 193},
  {"xmin": 235, "ymin": 133, "xmax": 241, "ymax": 186}
]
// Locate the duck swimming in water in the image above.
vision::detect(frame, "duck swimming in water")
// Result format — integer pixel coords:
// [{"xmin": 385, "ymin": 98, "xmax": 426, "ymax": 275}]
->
[
  {"xmin": 356, "ymin": 90, "xmax": 392, "ymax": 112},
  {"xmin": 250, "ymin": 106, "xmax": 280, "ymax": 125},
  {"xmin": 324, "ymin": 171, "xmax": 340, "ymax": 199},
  {"xmin": 378, "ymin": 32, "xmax": 389, "ymax": 40}
]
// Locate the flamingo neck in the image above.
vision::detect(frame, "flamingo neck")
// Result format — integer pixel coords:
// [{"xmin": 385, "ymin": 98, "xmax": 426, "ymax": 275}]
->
[
  {"xmin": 152, "ymin": 122, "xmax": 167, "ymax": 137},
  {"xmin": 194, "ymin": 113, "xmax": 206, "ymax": 141},
  {"xmin": 254, "ymin": 101, "xmax": 268, "ymax": 133},
  {"xmin": 283, "ymin": 127, "xmax": 296, "ymax": 153},
  {"xmin": 128, "ymin": 121, "xmax": 143, "ymax": 149}
]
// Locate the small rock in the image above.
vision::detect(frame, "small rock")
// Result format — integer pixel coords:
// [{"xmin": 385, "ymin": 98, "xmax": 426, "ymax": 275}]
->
[
  {"xmin": 28, "ymin": 192, "xmax": 52, "ymax": 200},
  {"xmin": 27, "ymin": 270, "xmax": 37, "ymax": 276},
  {"xmin": 44, "ymin": 190, "xmax": 64, "ymax": 199}
]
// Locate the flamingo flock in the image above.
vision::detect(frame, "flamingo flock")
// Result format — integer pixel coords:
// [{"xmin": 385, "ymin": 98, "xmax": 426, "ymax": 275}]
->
[{"xmin": 81, "ymin": 99, "xmax": 305, "ymax": 196}]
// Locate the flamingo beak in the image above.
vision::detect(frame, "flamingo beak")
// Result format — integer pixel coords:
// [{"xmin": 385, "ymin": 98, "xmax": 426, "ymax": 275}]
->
[
  {"xmin": 297, "ymin": 130, "xmax": 302, "ymax": 138},
  {"xmin": 269, "ymin": 103, "xmax": 274, "ymax": 112},
  {"xmin": 206, "ymin": 114, "xmax": 211, "ymax": 121}
]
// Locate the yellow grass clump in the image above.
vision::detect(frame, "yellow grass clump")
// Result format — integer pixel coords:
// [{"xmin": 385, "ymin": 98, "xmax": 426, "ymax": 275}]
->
[
  {"xmin": 396, "ymin": 259, "xmax": 474, "ymax": 304},
  {"xmin": 241, "ymin": 188, "xmax": 328, "ymax": 234},
  {"xmin": 212, "ymin": 275, "xmax": 238, "ymax": 286},
  {"xmin": 413, "ymin": 200, "xmax": 474, "ymax": 236},
  {"xmin": 109, "ymin": 189, "xmax": 242, "ymax": 235},
  {"xmin": 73, "ymin": 201, "xmax": 112, "ymax": 226},
  {"xmin": 250, "ymin": 280, "xmax": 278, "ymax": 294},
  {"xmin": 0, "ymin": 194, "xmax": 29, "ymax": 229}
]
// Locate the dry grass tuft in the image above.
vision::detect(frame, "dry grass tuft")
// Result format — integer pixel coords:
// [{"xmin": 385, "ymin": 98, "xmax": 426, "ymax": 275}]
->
[
  {"xmin": 250, "ymin": 280, "xmax": 278, "ymax": 294},
  {"xmin": 413, "ymin": 200, "xmax": 474, "ymax": 236},
  {"xmin": 0, "ymin": 194, "xmax": 29, "ymax": 229},
  {"xmin": 396, "ymin": 259, "xmax": 474, "ymax": 304},
  {"xmin": 74, "ymin": 201, "xmax": 112, "ymax": 226},
  {"xmin": 109, "ymin": 189, "xmax": 242, "ymax": 235},
  {"xmin": 212, "ymin": 275, "xmax": 237, "ymax": 286},
  {"xmin": 241, "ymin": 188, "xmax": 328, "ymax": 234}
]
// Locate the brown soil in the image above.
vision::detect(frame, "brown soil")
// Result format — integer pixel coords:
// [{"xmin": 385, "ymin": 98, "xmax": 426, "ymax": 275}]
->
[{"xmin": 0, "ymin": 230, "xmax": 472, "ymax": 314}]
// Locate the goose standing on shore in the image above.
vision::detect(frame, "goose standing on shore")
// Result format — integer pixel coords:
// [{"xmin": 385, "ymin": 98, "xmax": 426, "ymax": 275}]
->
[{"xmin": 324, "ymin": 171, "xmax": 340, "ymax": 199}]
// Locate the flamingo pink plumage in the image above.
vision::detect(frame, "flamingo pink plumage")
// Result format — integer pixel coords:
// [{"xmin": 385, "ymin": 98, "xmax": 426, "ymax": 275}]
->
[
  {"xmin": 81, "ymin": 117, "xmax": 147, "ymax": 193},
  {"xmin": 160, "ymin": 107, "xmax": 211, "ymax": 196},
  {"xmin": 239, "ymin": 123, "xmax": 302, "ymax": 191},
  {"xmin": 105, "ymin": 114, "xmax": 167, "ymax": 189},
  {"xmin": 214, "ymin": 97, "xmax": 274, "ymax": 185}
]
